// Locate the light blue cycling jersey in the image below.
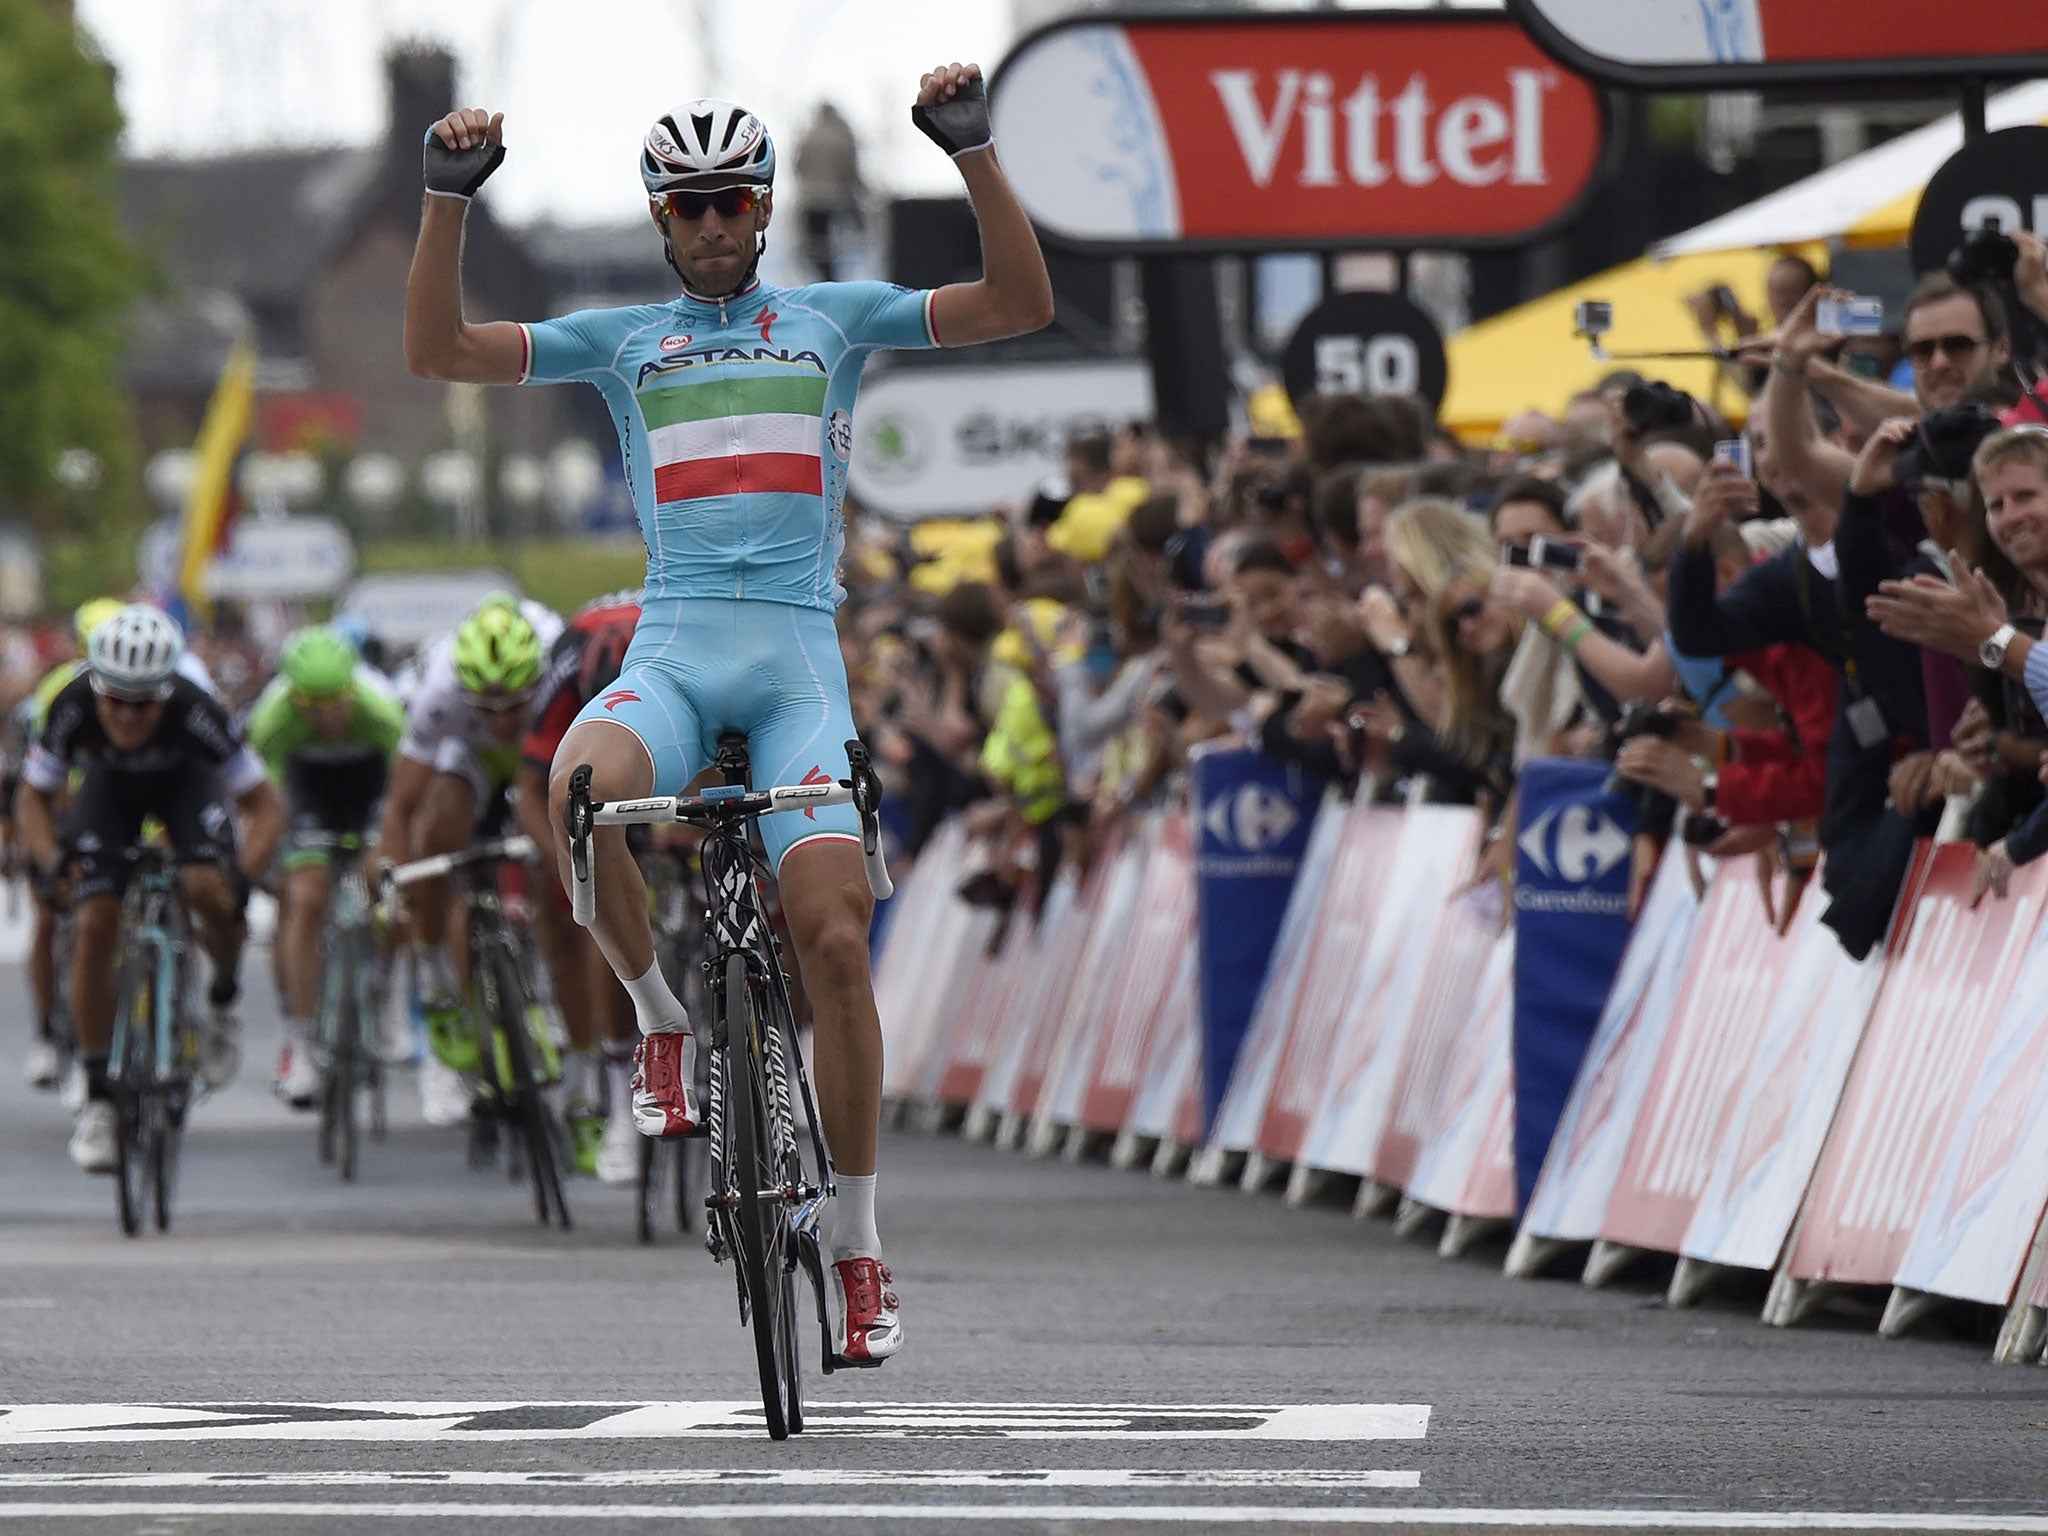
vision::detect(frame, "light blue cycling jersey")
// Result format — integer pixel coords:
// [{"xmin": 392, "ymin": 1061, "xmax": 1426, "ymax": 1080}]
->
[{"xmin": 520, "ymin": 277, "xmax": 939, "ymax": 610}]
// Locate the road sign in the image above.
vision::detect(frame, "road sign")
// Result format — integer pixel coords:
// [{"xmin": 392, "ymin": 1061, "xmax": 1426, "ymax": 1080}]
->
[
  {"xmin": 139, "ymin": 515, "xmax": 356, "ymax": 602},
  {"xmin": 1508, "ymin": 0, "xmax": 2048, "ymax": 88},
  {"xmin": 989, "ymin": 10, "xmax": 1605, "ymax": 253},
  {"xmin": 1279, "ymin": 292, "xmax": 1447, "ymax": 414},
  {"xmin": 1908, "ymin": 126, "xmax": 2048, "ymax": 278}
]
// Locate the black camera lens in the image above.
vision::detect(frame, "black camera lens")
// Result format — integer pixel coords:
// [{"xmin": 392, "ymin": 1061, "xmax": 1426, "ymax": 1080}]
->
[
  {"xmin": 1948, "ymin": 224, "xmax": 2020, "ymax": 288},
  {"xmin": 1622, "ymin": 381, "xmax": 1697, "ymax": 433}
]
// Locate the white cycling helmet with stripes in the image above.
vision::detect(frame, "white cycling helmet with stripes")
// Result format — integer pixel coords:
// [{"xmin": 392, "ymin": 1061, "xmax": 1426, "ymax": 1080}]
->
[
  {"xmin": 640, "ymin": 99, "xmax": 776, "ymax": 197},
  {"xmin": 87, "ymin": 604, "xmax": 184, "ymax": 701}
]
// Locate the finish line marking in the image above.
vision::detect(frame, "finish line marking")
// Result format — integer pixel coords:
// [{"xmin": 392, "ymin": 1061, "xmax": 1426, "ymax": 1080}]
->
[
  {"xmin": 0, "ymin": 1471, "xmax": 1421, "ymax": 1492},
  {"xmin": 0, "ymin": 1401, "xmax": 1428, "ymax": 1444},
  {"xmin": 0, "ymin": 1504, "xmax": 2045, "ymax": 1529}
]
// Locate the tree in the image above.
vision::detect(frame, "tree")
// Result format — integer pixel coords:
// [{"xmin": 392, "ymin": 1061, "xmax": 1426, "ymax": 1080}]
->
[{"xmin": 0, "ymin": 0, "xmax": 146, "ymax": 526}]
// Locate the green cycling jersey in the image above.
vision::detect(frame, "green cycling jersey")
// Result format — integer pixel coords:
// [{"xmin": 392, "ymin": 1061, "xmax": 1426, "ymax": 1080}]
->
[{"xmin": 246, "ymin": 669, "xmax": 405, "ymax": 780}]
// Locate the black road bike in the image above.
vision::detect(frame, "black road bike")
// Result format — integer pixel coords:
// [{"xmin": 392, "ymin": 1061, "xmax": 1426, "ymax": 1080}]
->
[
  {"xmin": 107, "ymin": 845, "xmax": 198, "ymax": 1235},
  {"xmin": 564, "ymin": 734, "xmax": 893, "ymax": 1440},
  {"xmin": 298, "ymin": 833, "xmax": 387, "ymax": 1182},
  {"xmin": 382, "ymin": 836, "xmax": 572, "ymax": 1229}
]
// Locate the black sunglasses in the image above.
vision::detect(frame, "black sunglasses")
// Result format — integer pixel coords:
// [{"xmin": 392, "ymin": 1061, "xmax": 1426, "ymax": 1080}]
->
[
  {"xmin": 1450, "ymin": 595, "xmax": 1487, "ymax": 625},
  {"xmin": 1905, "ymin": 333, "xmax": 1987, "ymax": 365},
  {"xmin": 658, "ymin": 187, "xmax": 762, "ymax": 222}
]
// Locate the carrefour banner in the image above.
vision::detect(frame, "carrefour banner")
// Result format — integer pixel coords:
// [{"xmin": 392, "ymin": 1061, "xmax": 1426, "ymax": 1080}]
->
[
  {"xmin": 1511, "ymin": 758, "xmax": 1636, "ymax": 1213},
  {"xmin": 1191, "ymin": 747, "xmax": 1323, "ymax": 1133}
]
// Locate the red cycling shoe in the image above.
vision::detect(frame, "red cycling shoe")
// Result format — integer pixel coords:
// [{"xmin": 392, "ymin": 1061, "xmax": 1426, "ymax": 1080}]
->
[
  {"xmin": 631, "ymin": 1031, "xmax": 698, "ymax": 1138},
  {"xmin": 830, "ymin": 1256, "xmax": 903, "ymax": 1365}
]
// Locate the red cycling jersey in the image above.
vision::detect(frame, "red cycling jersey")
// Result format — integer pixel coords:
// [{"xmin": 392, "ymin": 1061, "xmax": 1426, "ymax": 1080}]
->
[{"xmin": 520, "ymin": 595, "xmax": 641, "ymax": 771}]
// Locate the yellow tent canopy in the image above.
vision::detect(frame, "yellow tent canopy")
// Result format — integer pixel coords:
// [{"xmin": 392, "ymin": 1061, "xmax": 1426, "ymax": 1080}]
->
[{"xmin": 1440, "ymin": 245, "xmax": 1823, "ymax": 441}]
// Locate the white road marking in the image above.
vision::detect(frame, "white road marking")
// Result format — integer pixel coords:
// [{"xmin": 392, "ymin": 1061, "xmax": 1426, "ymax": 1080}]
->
[
  {"xmin": 0, "ymin": 1401, "xmax": 1429, "ymax": 1444},
  {"xmin": 0, "ymin": 1300, "xmax": 53, "ymax": 1310},
  {"xmin": 0, "ymin": 1470, "xmax": 1421, "ymax": 1491},
  {"xmin": 1, "ymin": 1504, "xmax": 2047, "ymax": 1529}
]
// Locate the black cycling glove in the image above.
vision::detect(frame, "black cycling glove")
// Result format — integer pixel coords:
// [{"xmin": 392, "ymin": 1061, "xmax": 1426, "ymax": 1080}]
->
[
  {"xmin": 423, "ymin": 129, "xmax": 505, "ymax": 200},
  {"xmin": 911, "ymin": 77, "xmax": 993, "ymax": 159}
]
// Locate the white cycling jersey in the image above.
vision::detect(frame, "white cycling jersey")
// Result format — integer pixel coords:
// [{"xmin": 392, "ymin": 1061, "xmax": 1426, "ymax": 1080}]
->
[{"xmin": 397, "ymin": 602, "xmax": 563, "ymax": 796}]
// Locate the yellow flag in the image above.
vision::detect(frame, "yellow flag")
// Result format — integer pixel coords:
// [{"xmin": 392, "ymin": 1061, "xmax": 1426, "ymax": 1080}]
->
[{"xmin": 177, "ymin": 337, "xmax": 257, "ymax": 616}]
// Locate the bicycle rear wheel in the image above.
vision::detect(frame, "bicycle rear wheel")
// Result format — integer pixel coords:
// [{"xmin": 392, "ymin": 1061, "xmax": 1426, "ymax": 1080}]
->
[
  {"xmin": 486, "ymin": 942, "xmax": 571, "ymax": 1230},
  {"xmin": 725, "ymin": 952, "xmax": 801, "ymax": 1440}
]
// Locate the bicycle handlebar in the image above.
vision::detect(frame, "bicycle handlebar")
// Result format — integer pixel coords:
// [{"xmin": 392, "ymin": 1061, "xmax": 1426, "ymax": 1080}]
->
[
  {"xmin": 563, "ymin": 739, "xmax": 892, "ymax": 925},
  {"xmin": 380, "ymin": 835, "xmax": 537, "ymax": 895}
]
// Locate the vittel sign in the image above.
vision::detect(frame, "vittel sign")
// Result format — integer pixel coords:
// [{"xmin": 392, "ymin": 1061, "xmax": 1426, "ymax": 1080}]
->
[{"xmin": 990, "ymin": 11, "xmax": 1606, "ymax": 252}]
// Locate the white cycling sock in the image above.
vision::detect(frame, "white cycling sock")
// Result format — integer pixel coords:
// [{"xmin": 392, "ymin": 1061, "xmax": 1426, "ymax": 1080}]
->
[
  {"xmin": 417, "ymin": 944, "xmax": 457, "ymax": 999},
  {"xmin": 831, "ymin": 1173, "xmax": 881, "ymax": 1262},
  {"xmin": 282, "ymin": 1015, "xmax": 313, "ymax": 1046},
  {"xmin": 621, "ymin": 962, "xmax": 690, "ymax": 1036},
  {"xmin": 562, "ymin": 1048, "xmax": 600, "ymax": 1107},
  {"xmin": 602, "ymin": 1043, "xmax": 634, "ymax": 1112}
]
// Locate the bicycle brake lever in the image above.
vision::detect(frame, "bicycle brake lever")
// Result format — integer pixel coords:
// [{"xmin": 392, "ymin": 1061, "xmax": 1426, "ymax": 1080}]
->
[{"xmin": 565, "ymin": 763, "xmax": 596, "ymax": 927}]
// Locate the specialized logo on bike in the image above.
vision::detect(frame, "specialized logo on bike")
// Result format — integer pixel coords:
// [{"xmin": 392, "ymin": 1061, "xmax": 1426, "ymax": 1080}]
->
[
  {"xmin": 600, "ymin": 689, "xmax": 640, "ymax": 713},
  {"xmin": 798, "ymin": 764, "xmax": 832, "ymax": 820}
]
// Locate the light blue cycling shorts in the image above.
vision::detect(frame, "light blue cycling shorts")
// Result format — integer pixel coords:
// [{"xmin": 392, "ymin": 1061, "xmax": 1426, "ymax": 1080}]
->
[{"xmin": 566, "ymin": 597, "xmax": 861, "ymax": 872}]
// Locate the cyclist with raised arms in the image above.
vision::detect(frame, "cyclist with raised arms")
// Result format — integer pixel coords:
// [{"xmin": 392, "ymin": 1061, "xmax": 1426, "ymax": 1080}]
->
[
  {"xmin": 246, "ymin": 626, "xmax": 405, "ymax": 1107},
  {"xmin": 405, "ymin": 63, "xmax": 1051, "ymax": 1363},
  {"xmin": 16, "ymin": 606, "xmax": 283, "ymax": 1171},
  {"xmin": 371, "ymin": 595, "xmax": 562, "ymax": 1083}
]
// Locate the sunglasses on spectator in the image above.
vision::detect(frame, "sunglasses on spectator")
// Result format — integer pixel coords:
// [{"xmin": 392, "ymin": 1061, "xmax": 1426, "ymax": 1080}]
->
[
  {"xmin": 1905, "ymin": 333, "xmax": 1987, "ymax": 365},
  {"xmin": 1449, "ymin": 595, "xmax": 1487, "ymax": 626},
  {"xmin": 658, "ymin": 187, "xmax": 763, "ymax": 222}
]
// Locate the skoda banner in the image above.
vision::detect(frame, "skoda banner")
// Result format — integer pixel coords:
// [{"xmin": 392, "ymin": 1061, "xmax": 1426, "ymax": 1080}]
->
[
  {"xmin": 849, "ymin": 360, "xmax": 1154, "ymax": 520},
  {"xmin": 1510, "ymin": 758, "xmax": 1637, "ymax": 1213},
  {"xmin": 1190, "ymin": 747, "xmax": 1324, "ymax": 1133}
]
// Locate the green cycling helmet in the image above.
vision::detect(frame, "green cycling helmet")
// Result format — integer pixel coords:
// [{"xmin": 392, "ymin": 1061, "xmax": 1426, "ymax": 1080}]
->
[
  {"xmin": 280, "ymin": 626, "xmax": 356, "ymax": 700},
  {"xmin": 453, "ymin": 596, "xmax": 543, "ymax": 696}
]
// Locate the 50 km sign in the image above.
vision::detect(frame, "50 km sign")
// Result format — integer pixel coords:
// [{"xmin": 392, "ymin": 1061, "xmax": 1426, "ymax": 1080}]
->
[
  {"xmin": 1282, "ymin": 293, "xmax": 1448, "ymax": 415},
  {"xmin": 989, "ymin": 9, "xmax": 1606, "ymax": 252}
]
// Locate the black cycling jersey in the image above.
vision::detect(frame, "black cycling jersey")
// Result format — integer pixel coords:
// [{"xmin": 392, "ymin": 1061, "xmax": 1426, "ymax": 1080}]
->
[{"xmin": 23, "ymin": 674, "xmax": 265, "ymax": 798}]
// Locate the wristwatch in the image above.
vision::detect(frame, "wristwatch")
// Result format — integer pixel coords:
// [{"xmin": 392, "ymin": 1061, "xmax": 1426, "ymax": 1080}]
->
[
  {"xmin": 1384, "ymin": 637, "xmax": 1412, "ymax": 660},
  {"xmin": 1981, "ymin": 623, "xmax": 2019, "ymax": 670},
  {"xmin": 1699, "ymin": 769, "xmax": 1719, "ymax": 813}
]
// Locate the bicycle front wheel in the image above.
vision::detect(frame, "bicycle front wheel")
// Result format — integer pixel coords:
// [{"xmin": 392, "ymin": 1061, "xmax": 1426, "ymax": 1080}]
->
[
  {"xmin": 111, "ymin": 954, "xmax": 154, "ymax": 1238},
  {"xmin": 724, "ymin": 952, "xmax": 801, "ymax": 1440},
  {"xmin": 486, "ymin": 943, "xmax": 571, "ymax": 1231}
]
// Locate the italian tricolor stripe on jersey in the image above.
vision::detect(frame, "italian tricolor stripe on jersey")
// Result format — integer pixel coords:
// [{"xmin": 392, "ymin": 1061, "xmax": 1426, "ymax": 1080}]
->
[{"xmin": 639, "ymin": 372, "xmax": 829, "ymax": 503}]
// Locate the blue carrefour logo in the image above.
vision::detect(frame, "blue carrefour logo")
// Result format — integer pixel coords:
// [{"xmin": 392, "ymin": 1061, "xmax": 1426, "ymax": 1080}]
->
[
  {"xmin": 1202, "ymin": 783, "xmax": 1301, "ymax": 854},
  {"xmin": 1518, "ymin": 804, "xmax": 1629, "ymax": 883}
]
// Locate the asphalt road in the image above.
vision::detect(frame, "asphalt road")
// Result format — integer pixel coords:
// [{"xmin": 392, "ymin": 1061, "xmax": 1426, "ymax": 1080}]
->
[{"xmin": 2, "ymin": 953, "xmax": 2046, "ymax": 1535}]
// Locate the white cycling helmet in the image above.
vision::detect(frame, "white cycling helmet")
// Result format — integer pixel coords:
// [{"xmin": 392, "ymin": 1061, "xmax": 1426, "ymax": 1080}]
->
[
  {"xmin": 88, "ymin": 604, "xmax": 184, "ymax": 701},
  {"xmin": 641, "ymin": 99, "xmax": 776, "ymax": 196}
]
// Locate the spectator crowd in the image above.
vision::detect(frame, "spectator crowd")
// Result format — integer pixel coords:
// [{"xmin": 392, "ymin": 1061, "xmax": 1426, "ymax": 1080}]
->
[{"xmin": 838, "ymin": 225, "xmax": 2048, "ymax": 963}]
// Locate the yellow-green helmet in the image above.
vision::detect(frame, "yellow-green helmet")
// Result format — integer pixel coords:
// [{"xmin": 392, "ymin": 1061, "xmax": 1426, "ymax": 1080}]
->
[
  {"xmin": 73, "ymin": 597, "xmax": 127, "ymax": 653},
  {"xmin": 280, "ymin": 626, "xmax": 356, "ymax": 700},
  {"xmin": 452, "ymin": 596, "xmax": 543, "ymax": 697}
]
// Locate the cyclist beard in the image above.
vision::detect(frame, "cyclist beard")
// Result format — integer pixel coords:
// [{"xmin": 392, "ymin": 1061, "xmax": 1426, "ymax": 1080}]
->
[{"xmin": 664, "ymin": 227, "xmax": 766, "ymax": 299}]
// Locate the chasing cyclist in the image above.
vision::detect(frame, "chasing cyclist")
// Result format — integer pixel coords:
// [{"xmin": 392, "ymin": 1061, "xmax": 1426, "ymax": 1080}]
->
[
  {"xmin": 371, "ymin": 594, "xmax": 562, "ymax": 1092},
  {"xmin": 15, "ymin": 606, "xmax": 282, "ymax": 1171},
  {"xmin": 246, "ymin": 625, "xmax": 406, "ymax": 1107},
  {"xmin": 404, "ymin": 62, "xmax": 1052, "ymax": 1363},
  {"xmin": 514, "ymin": 593, "xmax": 644, "ymax": 1183},
  {"xmin": 15, "ymin": 599, "xmax": 217, "ymax": 1092}
]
